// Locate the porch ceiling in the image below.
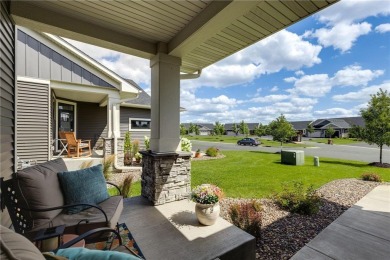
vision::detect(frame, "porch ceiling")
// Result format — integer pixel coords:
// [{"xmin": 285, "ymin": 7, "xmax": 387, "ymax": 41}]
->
[
  {"xmin": 53, "ymin": 89, "xmax": 107, "ymax": 104},
  {"xmin": 10, "ymin": 0, "xmax": 337, "ymax": 74}
]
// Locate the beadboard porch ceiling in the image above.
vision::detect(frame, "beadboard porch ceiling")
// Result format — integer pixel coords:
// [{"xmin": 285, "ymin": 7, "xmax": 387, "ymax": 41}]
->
[{"xmin": 10, "ymin": 0, "xmax": 337, "ymax": 74}]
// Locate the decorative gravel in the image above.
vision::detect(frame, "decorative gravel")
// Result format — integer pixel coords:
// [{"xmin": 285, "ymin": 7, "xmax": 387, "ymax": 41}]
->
[
  {"xmin": 219, "ymin": 179, "xmax": 387, "ymax": 260},
  {"xmin": 191, "ymin": 153, "xmax": 226, "ymax": 161}
]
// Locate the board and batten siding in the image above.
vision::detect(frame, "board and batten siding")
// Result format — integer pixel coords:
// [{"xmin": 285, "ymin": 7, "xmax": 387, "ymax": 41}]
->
[
  {"xmin": 16, "ymin": 29, "xmax": 114, "ymax": 89},
  {"xmin": 120, "ymin": 107, "xmax": 151, "ymax": 147},
  {"xmin": 16, "ymin": 80, "xmax": 50, "ymax": 164},
  {"xmin": 1, "ymin": 1, "xmax": 15, "ymax": 179},
  {"xmin": 77, "ymin": 101, "xmax": 107, "ymax": 149},
  {"xmin": 1, "ymin": 0, "xmax": 15, "ymax": 228}
]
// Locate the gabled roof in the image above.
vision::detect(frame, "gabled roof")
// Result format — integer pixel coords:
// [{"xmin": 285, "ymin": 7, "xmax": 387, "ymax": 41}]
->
[
  {"xmin": 341, "ymin": 116, "xmax": 365, "ymax": 127},
  {"xmin": 122, "ymin": 79, "xmax": 151, "ymax": 108},
  {"xmin": 181, "ymin": 123, "xmax": 214, "ymax": 131},
  {"xmin": 312, "ymin": 117, "xmax": 364, "ymax": 129},
  {"xmin": 290, "ymin": 121, "xmax": 312, "ymax": 130}
]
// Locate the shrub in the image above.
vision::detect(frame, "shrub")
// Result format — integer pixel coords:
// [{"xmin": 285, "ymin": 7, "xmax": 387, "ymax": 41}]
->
[
  {"xmin": 206, "ymin": 147, "xmax": 219, "ymax": 157},
  {"xmin": 132, "ymin": 140, "xmax": 140, "ymax": 154},
  {"xmin": 273, "ymin": 182, "xmax": 321, "ymax": 215},
  {"xmin": 144, "ymin": 136, "xmax": 150, "ymax": 150},
  {"xmin": 181, "ymin": 138, "xmax": 192, "ymax": 152},
  {"xmin": 120, "ymin": 175, "xmax": 134, "ymax": 198},
  {"xmin": 361, "ymin": 173, "xmax": 382, "ymax": 182},
  {"xmin": 229, "ymin": 200, "xmax": 262, "ymax": 237}
]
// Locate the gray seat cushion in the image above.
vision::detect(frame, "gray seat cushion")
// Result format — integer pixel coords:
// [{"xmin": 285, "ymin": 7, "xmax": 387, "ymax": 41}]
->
[
  {"xmin": 0, "ymin": 225, "xmax": 45, "ymax": 260},
  {"xmin": 13, "ymin": 158, "xmax": 68, "ymax": 227},
  {"xmin": 31, "ymin": 196, "xmax": 123, "ymax": 234}
]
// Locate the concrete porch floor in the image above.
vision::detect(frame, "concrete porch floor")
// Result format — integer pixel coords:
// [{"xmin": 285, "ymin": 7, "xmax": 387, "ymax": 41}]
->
[
  {"xmin": 119, "ymin": 197, "xmax": 255, "ymax": 260},
  {"xmin": 292, "ymin": 185, "xmax": 390, "ymax": 260}
]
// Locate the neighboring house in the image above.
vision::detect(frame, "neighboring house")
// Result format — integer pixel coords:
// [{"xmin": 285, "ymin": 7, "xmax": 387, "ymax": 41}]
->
[
  {"xmin": 290, "ymin": 121, "xmax": 313, "ymax": 137},
  {"xmin": 224, "ymin": 123, "xmax": 259, "ymax": 136},
  {"xmin": 15, "ymin": 26, "xmax": 151, "ymax": 164},
  {"xmin": 291, "ymin": 117, "xmax": 365, "ymax": 138},
  {"xmin": 181, "ymin": 123, "xmax": 214, "ymax": 135}
]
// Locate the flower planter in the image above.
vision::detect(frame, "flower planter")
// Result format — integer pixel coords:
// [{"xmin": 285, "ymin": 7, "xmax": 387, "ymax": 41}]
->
[
  {"xmin": 195, "ymin": 202, "xmax": 220, "ymax": 225},
  {"xmin": 195, "ymin": 152, "xmax": 202, "ymax": 158}
]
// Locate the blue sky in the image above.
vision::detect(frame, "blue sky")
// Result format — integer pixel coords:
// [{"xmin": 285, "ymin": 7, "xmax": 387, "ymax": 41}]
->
[{"xmin": 67, "ymin": 0, "xmax": 390, "ymax": 124}]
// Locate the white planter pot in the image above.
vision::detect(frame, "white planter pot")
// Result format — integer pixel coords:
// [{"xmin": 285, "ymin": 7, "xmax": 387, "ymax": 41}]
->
[{"xmin": 195, "ymin": 202, "xmax": 220, "ymax": 225}]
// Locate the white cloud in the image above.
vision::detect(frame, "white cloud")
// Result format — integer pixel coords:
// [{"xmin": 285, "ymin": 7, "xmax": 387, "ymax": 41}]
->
[
  {"xmin": 250, "ymin": 94, "xmax": 290, "ymax": 103},
  {"xmin": 316, "ymin": 0, "xmax": 390, "ymax": 25},
  {"xmin": 185, "ymin": 30, "xmax": 322, "ymax": 89},
  {"xmin": 288, "ymin": 74, "xmax": 332, "ymax": 97},
  {"xmin": 65, "ymin": 38, "xmax": 151, "ymax": 86},
  {"xmin": 284, "ymin": 77, "xmax": 297, "ymax": 83},
  {"xmin": 295, "ymin": 70, "xmax": 305, "ymax": 76},
  {"xmin": 270, "ymin": 86, "xmax": 279, "ymax": 92},
  {"xmin": 333, "ymin": 65, "xmax": 384, "ymax": 87},
  {"xmin": 312, "ymin": 22, "xmax": 371, "ymax": 52},
  {"xmin": 375, "ymin": 23, "xmax": 390, "ymax": 33},
  {"xmin": 314, "ymin": 108, "xmax": 358, "ymax": 117},
  {"xmin": 332, "ymin": 82, "xmax": 390, "ymax": 102}
]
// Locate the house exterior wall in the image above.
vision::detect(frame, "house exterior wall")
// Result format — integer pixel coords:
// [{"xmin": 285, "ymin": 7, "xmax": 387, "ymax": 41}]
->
[
  {"xmin": 1, "ymin": 0, "xmax": 15, "ymax": 228},
  {"xmin": 76, "ymin": 101, "xmax": 108, "ymax": 149},
  {"xmin": 120, "ymin": 107, "xmax": 151, "ymax": 148},
  {"xmin": 16, "ymin": 28, "xmax": 116, "ymax": 89},
  {"xmin": 0, "ymin": 1, "xmax": 15, "ymax": 180},
  {"xmin": 16, "ymin": 79, "xmax": 50, "ymax": 164}
]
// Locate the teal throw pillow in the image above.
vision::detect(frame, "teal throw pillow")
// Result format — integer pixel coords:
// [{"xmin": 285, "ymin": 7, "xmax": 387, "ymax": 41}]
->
[
  {"xmin": 56, "ymin": 248, "xmax": 140, "ymax": 260},
  {"xmin": 58, "ymin": 164, "xmax": 109, "ymax": 214}
]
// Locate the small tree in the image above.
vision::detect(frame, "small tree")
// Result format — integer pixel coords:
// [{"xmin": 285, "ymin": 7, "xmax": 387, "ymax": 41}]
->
[
  {"xmin": 213, "ymin": 121, "xmax": 225, "ymax": 136},
  {"xmin": 239, "ymin": 120, "xmax": 250, "ymax": 136},
  {"xmin": 188, "ymin": 123, "xmax": 195, "ymax": 135},
  {"xmin": 348, "ymin": 125, "xmax": 364, "ymax": 140},
  {"xmin": 180, "ymin": 123, "xmax": 187, "ymax": 136},
  {"xmin": 254, "ymin": 123, "xmax": 267, "ymax": 137},
  {"xmin": 268, "ymin": 114, "xmax": 296, "ymax": 151},
  {"xmin": 306, "ymin": 124, "xmax": 314, "ymax": 137},
  {"xmin": 194, "ymin": 125, "xmax": 200, "ymax": 135},
  {"xmin": 232, "ymin": 123, "xmax": 240, "ymax": 136},
  {"xmin": 360, "ymin": 89, "xmax": 390, "ymax": 164},
  {"xmin": 325, "ymin": 126, "xmax": 335, "ymax": 139}
]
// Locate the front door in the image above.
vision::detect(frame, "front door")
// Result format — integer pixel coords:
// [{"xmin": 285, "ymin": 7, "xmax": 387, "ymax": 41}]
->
[{"xmin": 56, "ymin": 101, "xmax": 76, "ymax": 152}]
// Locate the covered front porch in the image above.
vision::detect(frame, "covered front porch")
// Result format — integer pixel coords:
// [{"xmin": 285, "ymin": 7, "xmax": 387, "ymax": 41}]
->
[{"xmin": 120, "ymin": 197, "xmax": 255, "ymax": 260}]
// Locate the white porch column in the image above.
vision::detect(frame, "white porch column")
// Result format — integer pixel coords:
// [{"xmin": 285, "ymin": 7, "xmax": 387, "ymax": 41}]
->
[
  {"xmin": 107, "ymin": 96, "xmax": 121, "ymax": 138},
  {"xmin": 150, "ymin": 53, "xmax": 181, "ymax": 152}
]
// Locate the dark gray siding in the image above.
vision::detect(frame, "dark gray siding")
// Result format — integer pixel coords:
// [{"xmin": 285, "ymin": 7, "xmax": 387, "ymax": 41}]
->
[
  {"xmin": 0, "ymin": 1, "xmax": 14, "ymax": 179},
  {"xmin": 16, "ymin": 29, "xmax": 114, "ymax": 89},
  {"xmin": 120, "ymin": 107, "xmax": 151, "ymax": 147},
  {"xmin": 16, "ymin": 80, "xmax": 50, "ymax": 164},
  {"xmin": 77, "ymin": 101, "xmax": 107, "ymax": 149},
  {"xmin": 1, "ymin": 0, "xmax": 15, "ymax": 227}
]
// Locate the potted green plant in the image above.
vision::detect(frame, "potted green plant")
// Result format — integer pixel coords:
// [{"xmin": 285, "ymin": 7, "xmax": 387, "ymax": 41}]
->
[
  {"xmin": 124, "ymin": 132, "xmax": 132, "ymax": 166},
  {"xmin": 195, "ymin": 149, "xmax": 201, "ymax": 158},
  {"xmin": 134, "ymin": 152, "xmax": 142, "ymax": 163},
  {"xmin": 191, "ymin": 184, "xmax": 224, "ymax": 225}
]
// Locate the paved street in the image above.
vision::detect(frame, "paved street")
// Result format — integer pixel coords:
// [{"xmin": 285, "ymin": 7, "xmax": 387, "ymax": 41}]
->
[{"xmin": 191, "ymin": 140, "xmax": 390, "ymax": 164}]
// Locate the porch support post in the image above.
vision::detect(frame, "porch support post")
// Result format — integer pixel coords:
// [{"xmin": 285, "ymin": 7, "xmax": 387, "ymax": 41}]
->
[
  {"xmin": 107, "ymin": 96, "xmax": 120, "ymax": 138},
  {"xmin": 141, "ymin": 53, "xmax": 191, "ymax": 205},
  {"xmin": 150, "ymin": 53, "xmax": 181, "ymax": 152}
]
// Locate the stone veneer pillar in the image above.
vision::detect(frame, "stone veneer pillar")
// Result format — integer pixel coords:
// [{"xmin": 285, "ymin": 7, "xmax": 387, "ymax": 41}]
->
[{"xmin": 140, "ymin": 151, "xmax": 191, "ymax": 205}]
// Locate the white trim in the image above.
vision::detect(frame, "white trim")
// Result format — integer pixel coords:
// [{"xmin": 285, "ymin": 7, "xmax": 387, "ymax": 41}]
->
[
  {"xmin": 129, "ymin": 118, "xmax": 151, "ymax": 132},
  {"xmin": 55, "ymin": 99, "xmax": 77, "ymax": 151},
  {"xmin": 17, "ymin": 76, "xmax": 50, "ymax": 85}
]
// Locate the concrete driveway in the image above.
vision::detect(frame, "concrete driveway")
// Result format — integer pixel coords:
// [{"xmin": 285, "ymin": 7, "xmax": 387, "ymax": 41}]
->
[{"xmin": 191, "ymin": 140, "xmax": 390, "ymax": 164}]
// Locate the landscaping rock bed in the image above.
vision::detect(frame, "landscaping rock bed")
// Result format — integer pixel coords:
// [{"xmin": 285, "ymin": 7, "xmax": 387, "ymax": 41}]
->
[
  {"xmin": 219, "ymin": 179, "xmax": 387, "ymax": 260},
  {"xmin": 108, "ymin": 168, "xmax": 142, "ymax": 185},
  {"xmin": 191, "ymin": 153, "xmax": 225, "ymax": 161}
]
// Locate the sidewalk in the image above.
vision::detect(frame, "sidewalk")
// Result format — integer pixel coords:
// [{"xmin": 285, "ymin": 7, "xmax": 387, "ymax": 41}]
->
[{"xmin": 292, "ymin": 185, "xmax": 390, "ymax": 260}]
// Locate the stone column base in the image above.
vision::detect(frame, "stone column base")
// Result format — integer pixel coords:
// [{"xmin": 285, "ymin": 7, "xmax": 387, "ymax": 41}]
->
[{"xmin": 140, "ymin": 151, "xmax": 192, "ymax": 205}]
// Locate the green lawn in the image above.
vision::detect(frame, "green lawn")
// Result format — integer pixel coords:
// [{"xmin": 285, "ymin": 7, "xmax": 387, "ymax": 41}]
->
[
  {"xmin": 185, "ymin": 135, "xmax": 310, "ymax": 148},
  {"xmin": 108, "ymin": 181, "xmax": 141, "ymax": 197},
  {"xmin": 307, "ymin": 138, "xmax": 362, "ymax": 145},
  {"xmin": 191, "ymin": 151, "xmax": 390, "ymax": 198}
]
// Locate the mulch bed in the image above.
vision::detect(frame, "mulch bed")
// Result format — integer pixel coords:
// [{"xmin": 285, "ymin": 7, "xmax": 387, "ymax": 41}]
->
[
  {"xmin": 368, "ymin": 162, "xmax": 390, "ymax": 168},
  {"xmin": 219, "ymin": 179, "xmax": 388, "ymax": 259}
]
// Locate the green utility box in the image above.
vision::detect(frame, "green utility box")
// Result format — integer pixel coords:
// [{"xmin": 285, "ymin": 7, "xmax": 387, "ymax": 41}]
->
[{"xmin": 281, "ymin": 150, "xmax": 305, "ymax": 165}]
